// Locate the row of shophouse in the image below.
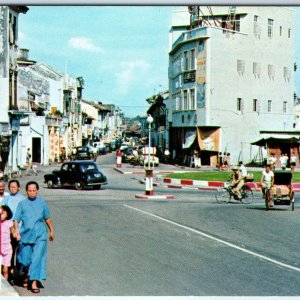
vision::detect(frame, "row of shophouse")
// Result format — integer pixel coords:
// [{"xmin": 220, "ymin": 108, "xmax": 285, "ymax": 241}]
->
[
  {"xmin": 147, "ymin": 6, "xmax": 300, "ymax": 168},
  {"xmin": 0, "ymin": 6, "xmax": 122, "ymax": 177},
  {"xmin": 2, "ymin": 5, "xmax": 300, "ymax": 176}
]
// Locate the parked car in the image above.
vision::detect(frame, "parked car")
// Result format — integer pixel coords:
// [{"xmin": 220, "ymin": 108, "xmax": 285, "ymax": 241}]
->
[
  {"xmin": 44, "ymin": 160, "xmax": 108, "ymax": 190},
  {"xmin": 104, "ymin": 142, "xmax": 112, "ymax": 153},
  {"xmin": 109, "ymin": 140, "xmax": 116, "ymax": 151},
  {"xmin": 85, "ymin": 144, "xmax": 98, "ymax": 160},
  {"xmin": 121, "ymin": 147, "xmax": 134, "ymax": 162},
  {"xmin": 120, "ymin": 142, "xmax": 129, "ymax": 151},
  {"xmin": 93, "ymin": 141, "xmax": 107, "ymax": 155},
  {"xmin": 75, "ymin": 146, "xmax": 92, "ymax": 160}
]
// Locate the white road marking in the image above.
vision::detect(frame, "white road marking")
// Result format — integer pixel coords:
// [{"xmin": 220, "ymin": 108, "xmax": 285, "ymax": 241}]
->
[{"xmin": 124, "ymin": 204, "xmax": 300, "ymax": 273}]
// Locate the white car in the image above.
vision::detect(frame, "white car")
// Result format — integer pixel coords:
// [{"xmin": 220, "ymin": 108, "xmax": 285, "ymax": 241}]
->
[
  {"xmin": 93, "ymin": 141, "xmax": 107, "ymax": 154},
  {"xmin": 120, "ymin": 143, "xmax": 129, "ymax": 151}
]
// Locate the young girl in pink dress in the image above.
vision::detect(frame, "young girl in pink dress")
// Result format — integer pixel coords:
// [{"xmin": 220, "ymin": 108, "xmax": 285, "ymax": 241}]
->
[{"xmin": 0, "ymin": 205, "xmax": 13, "ymax": 280}]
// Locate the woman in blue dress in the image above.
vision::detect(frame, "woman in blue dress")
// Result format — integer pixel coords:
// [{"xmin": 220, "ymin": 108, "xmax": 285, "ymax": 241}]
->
[{"xmin": 13, "ymin": 181, "xmax": 55, "ymax": 293}]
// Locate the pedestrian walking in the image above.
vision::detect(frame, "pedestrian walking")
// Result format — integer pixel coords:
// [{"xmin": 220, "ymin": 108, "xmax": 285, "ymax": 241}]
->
[
  {"xmin": 0, "ymin": 205, "xmax": 13, "ymax": 281},
  {"xmin": 13, "ymin": 181, "xmax": 55, "ymax": 294},
  {"xmin": 24, "ymin": 148, "xmax": 37, "ymax": 176},
  {"xmin": 164, "ymin": 148, "xmax": 170, "ymax": 164},
  {"xmin": 290, "ymin": 152, "xmax": 297, "ymax": 171},
  {"xmin": 2, "ymin": 180, "xmax": 26, "ymax": 278}
]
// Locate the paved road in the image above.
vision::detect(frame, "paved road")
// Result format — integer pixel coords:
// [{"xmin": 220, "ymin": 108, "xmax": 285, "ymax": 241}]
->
[{"xmin": 10, "ymin": 153, "xmax": 300, "ymax": 296}]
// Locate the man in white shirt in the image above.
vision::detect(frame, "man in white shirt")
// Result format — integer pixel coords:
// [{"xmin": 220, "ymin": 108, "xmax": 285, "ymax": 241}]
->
[
  {"xmin": 260, "ymin": 164, "xmax": 274, "ymax": 206},
  {"xmin": 238, "ymin": 161, "xmax": 248, "ymax": 178}
]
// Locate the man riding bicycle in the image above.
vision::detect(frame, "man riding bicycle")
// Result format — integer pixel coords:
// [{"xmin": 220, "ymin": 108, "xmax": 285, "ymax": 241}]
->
[
  {"xmin": 260, "ymin": 164, "xmax": 274, "ymax": 207},
  {"xmin": 230, "ymin": 166, "xmax": 244, "ymax": 200}
]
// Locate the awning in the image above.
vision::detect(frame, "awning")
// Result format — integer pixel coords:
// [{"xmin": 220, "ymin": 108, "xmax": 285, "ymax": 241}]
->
[
  {"xmin": 251, "ymin": 136, "xmax": 300, "ymax": 147},
  {"xmin": 182, "ymin": 130, "xmax": 196, "ymax": 149}
]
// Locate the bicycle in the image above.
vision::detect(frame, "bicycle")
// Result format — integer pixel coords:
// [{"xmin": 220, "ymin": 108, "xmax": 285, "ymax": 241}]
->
[{"xmin": 215, "ymin": 182, "xmax": 254, "ymax": 204}]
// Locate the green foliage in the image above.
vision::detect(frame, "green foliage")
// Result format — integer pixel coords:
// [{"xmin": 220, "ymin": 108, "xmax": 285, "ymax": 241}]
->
[{"xmin": 165, "ymin": 170, "xmax": 300, "ymax": 183}]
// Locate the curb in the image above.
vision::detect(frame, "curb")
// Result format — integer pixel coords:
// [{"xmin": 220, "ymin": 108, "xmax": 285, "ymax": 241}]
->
[
  {"xmin": 135, "ymin": 194, "xmax": 174, "ymax": 199},
  {"xmin": 160, "ymin": 177, "xmax": 300, "ymax": 192}
]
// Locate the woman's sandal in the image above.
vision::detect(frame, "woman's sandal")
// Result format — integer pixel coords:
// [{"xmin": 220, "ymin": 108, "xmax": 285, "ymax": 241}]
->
[{"xmin": 31, "ymin": 288, "xmax": 40, "ymax": 293}]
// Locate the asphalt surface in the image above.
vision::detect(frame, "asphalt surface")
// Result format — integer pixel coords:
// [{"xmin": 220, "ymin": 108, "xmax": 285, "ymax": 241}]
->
[{"xmin": 3, "ymin": 153, "xmax": 300, "ymax": 296}]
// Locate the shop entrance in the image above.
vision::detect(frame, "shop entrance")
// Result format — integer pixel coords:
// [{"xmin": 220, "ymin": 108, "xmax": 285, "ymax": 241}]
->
[{"xmin": 32, "ymin": 138, "xmax": 41, "ymax": 163}]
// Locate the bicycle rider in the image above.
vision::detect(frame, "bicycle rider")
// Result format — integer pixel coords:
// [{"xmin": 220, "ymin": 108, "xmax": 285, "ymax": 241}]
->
[
  {"xmin": 260, "ymin": 164, "xmax": 274, "ymax": 207},
  {"xmin": 230, "ymin": 166, "xmax": 244, "ymax": 200}
]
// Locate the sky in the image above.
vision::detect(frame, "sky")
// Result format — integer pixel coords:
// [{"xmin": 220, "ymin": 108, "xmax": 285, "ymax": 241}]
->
[
  {"xmin": 18, "ymin": 6, "xmax": 173, "ymax": 117},
  {"xmin": 18, "ymin": 6, "xmax": 300, "ymax": 118}
]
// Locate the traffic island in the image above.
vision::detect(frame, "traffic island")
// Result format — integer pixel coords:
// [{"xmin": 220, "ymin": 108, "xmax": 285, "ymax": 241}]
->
[{"xmin": 135, "ymin": 193, "xmax": 174, "ymax": 200}]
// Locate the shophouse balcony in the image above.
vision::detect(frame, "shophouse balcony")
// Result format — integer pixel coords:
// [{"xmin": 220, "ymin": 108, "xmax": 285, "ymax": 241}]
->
[
  {"xmin": 46, "ymin": 114, "xmax": 63, "ymax": 127},
  {"xmin": 18, "ymin": 98, "xmax": 31, "ymax": 112},
  {"xmin": 172, "ymin": 27, "xmax": 208, "ymax": 50}
]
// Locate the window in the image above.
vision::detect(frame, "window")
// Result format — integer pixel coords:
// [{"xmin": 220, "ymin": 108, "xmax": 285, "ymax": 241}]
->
[
  {"xmin": 253, "ymin": 15, "xmax": 261, "ymax": 38},
  {"xmin": 283, "ymin": 67, "xmax": 290, "ymax": 81},
  {"xmin": 237, "ymin": 98, "xmax": 242, "ymax": 111},
  {"xmin": 184, "ymin": 51, "xmax": 189, "ymax": 71},
  {"xmin": 237, "ymin": 59, "xmax": 245, "ymax": 74},
  {"xmin": 183, "ymin": 90, "xmax": 188, "ymax": 110},
  {"xmin": 235, "ymin": 15, "xmax": 240, "ymax": 32},
  {"xmin": 190, "ymin": 49, "xmax": 195, "ymax": 70},
  {"xmin": 253, "ymin": 62, "xmax": 261, "ymax": 77},
  {"xmin": 253, "ymin": 99, "xmax": 258, "ymax": 112},
  {"xmin": 268, "ymin": 64, "xmax": 275, "ymax": 79},
  {"xmin": 268, "ymin": 19, "xmax": 273, "ymax": 38},
  {"xmin": 283, "ymin": 101, "xmax": 287, "ymax": 113},
  {"xmin": 190, "ymin": 89, "xmax": 196, "ymax": 109},
  {"xmin": 268, "ymin": 100, "xmax": 272, "ymax": 112},
  {"xmin": 9, "ymin": 13, "xmax": 17, "ymax": 45}
]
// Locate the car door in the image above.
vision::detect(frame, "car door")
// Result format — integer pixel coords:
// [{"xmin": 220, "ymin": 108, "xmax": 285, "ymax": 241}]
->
[{"xmin": 60, "ymin": 163, "xmax": 70, "ymax": 185}]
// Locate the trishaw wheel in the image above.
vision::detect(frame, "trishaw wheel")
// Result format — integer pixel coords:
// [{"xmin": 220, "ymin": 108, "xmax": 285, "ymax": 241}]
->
[
  {"xmin": 215, "ymin": 188, "xmax": 230, "ymax": 204},
  {"xmin": 241, "ymin": 186, "xmax": 253, "ymax": 204},
  {"xmin": 265, "ymin": 190, "xmax": 269, "ymax": 211}
]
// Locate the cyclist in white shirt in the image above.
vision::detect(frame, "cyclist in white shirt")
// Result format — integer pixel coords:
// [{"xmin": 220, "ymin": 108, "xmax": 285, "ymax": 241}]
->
[
  {"xmin": 260, "ymin": 164, "xmax": 274, "ymax": 206},
  {"xmin": 238, "ymin": 161, "xmax": 248, "ymax": 178}
]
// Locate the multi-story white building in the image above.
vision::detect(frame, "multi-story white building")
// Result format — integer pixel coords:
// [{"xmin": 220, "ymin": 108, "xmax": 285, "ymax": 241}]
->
[
  {"xmin": 169, "ymin": 6, "xmax": 296, "ymax": 166},
  {"xmin": 0, "ymin": 6, "xmax": 28, "ymax": 176}
]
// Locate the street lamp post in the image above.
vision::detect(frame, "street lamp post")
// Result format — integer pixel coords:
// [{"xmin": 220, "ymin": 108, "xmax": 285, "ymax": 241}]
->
[
  {"xmin": 145, "ymin": 114, "xmax": 154, "ymax": 196},
  {"xmin": 147, "ymin": 114, "xmax": 153, "ymax": 169}
]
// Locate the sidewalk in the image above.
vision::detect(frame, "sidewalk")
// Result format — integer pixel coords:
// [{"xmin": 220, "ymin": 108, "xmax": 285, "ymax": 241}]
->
[{"xmin": 0, "ymin": 276, "xmax": 19, "ymax": 296}]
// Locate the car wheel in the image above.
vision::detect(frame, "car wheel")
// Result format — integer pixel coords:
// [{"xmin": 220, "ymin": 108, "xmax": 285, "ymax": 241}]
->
[
  {"xmin": 75, "ymin": 182, "xmax": 84, "ymax": 190},
  {"xmin": 47, "ymin": 180, "xmax": 54, "ymax": 188}
]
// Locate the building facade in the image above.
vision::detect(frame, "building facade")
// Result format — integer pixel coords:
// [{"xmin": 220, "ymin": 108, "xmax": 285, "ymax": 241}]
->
[
  {"xmin": 0, "ymin": 6, "xmax": 29, "ymax": 176},
  {"xmin": 169, "ymin": 6, "xmax": 296, "ymax": 166}
]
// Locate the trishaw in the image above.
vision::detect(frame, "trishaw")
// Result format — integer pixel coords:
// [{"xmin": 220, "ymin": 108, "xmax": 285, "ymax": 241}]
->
[{"xmin": 265, "ymin": 170, "xmax": 295, "ymax": 211}]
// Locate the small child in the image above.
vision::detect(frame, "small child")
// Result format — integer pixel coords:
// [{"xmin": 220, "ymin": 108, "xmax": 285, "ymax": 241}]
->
[{"xmin": 0, "ymin": 205, "xmax": 13, "ymax": 280}]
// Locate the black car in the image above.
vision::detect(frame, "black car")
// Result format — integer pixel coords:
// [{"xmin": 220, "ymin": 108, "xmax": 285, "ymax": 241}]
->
[
  {"xmin": 44, "ymin": 160, "xmax": 107, "ymax": 190},
  {"xmin": 75, "ymin": 146, "xmax": 92, "ymax": 160}
]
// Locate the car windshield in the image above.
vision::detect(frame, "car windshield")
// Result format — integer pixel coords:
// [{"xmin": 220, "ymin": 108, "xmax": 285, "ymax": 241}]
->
[{"xmin": 80, "ymin": 164, "xmax": 98, "ymax": 172}]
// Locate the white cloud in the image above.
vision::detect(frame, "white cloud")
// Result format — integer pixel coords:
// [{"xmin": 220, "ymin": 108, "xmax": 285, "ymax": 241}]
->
[
  {"xmin": 115, "ymin": 60, "xmax": 151, "ymax": 94},
  {"xmin": 18, "ymin": 32, "xmax": 26, "ymax": 41},
  {"xmin": 68, "ymin": 36, "xmax": 104, "ymax": 53}
]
